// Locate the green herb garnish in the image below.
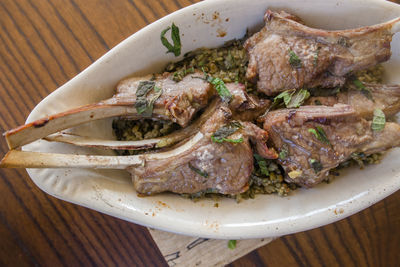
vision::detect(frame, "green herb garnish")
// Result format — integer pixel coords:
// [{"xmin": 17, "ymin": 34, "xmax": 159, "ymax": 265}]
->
[
  {"xmin": 279, "ymin": 147, "xmax": 288, "ymax": 160},
  {"xmin": 188, "ymin": 162, "xmax": 209, "ymax": 178},
  {"xmin": 135, "ymin": 81, "xmax": 163, "ymax": 116},
  {"xmin": 286, "ymin": 89, "xmax": 310, "ymax": 108},
  {"xmin": 136, "ymin": 81, "xmax": 155, "ymax": 97},
  {"xmin": 272, "ymin": 89, "xmax": 295, "ymax": 108},
  {"xmin": 161, "ymin": 23, "xmax": 181, "ymax": 56},
  {"xmin": 308, "ymin": 126, "xmax": 330, "ymax": 145},
  {"xmin": 371, "ymin": 108, "xmax": 385, "ymax": 132},
  {"xmin": 211, "ymin": 121, "xmax": 243, "ymax": 143},
  {"xmin": 134, "ymin": 98, "xmax": 150, "ymax": 115},
  {"xmin": 228, "ymin": 240, "xmax": 237, "ymax": 250},
  {"xmin": 351, "ymin": 152, "xmax": 366, "ymax": 167},
  {"xmin": 353, "ymin": 78, "xmax": 373, "ymax": 101},
  {"xmin": 288, "ymin": 50, "xmax": 302, "ymax": 68},
  {"xmin": 254, "ymin": 154, "xmax": 269, "ymax": 176},
  {"xmin": 309, "ymin": 158, "xmax": 323, "ymax": 173},
  {"xmin": 146, "ymin": 86, "xmax": 162, "ymax": 115},
  {"xmin": 313, "ymin": 47, "xmax": 320, "ymax": 66},
  {"xmin": 172, "ymin": 66, "xmax": 194, "ymax": 82},
  {"xmin": 206, "ymin": 76, "xmax": 232, "ymax": 103},
  {"xmin": 272, "ymin": 89, "xmax": 309, "ymax": 109}
]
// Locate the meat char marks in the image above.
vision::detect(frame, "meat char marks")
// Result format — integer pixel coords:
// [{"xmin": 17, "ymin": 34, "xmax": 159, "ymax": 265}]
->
[{"xmin": 245, "ymin": 10, "xmax": 400, "ymax": 95}]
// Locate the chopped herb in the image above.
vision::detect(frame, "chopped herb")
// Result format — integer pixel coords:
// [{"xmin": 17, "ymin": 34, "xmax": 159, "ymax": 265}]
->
[
  {"xmin": 172, "ymin": 66, "xmax": 195, "ymax": 82},
  {"xmin": 254, "ymin": 154, "xmax": 269, "ymax": 176},
  {"xmin": 371, "ymin": 108, "xmax": 385, "ymax": 132},
  {"xmin": 353, "ymin": 78, "xmax": 373, "ymax": 101},
  {"xmin": 279, "ymin": 147, "xmax": 288, "ymax": 160},
  {"xmin": 309, "ymin": 158, "xmax": 323, "ymax": 173},
  {"xmin": 351, "ymin": 152, "xmax": 366, "ymax": 167},
  {"xmin": 272, "ymin": 90, "xmax": 295, "ymax": 108},
  {"xmin": 272, "ymin": 89, "xmax": 309, "ymax": 109},
  {"xmin": 206, "ymin": 75, "xmax": 232, "ymax": 103},
  {"xmin": 136, "ymin": 81, "xmax": 155, "ymax": 97},
  {"xmin": 134, "ymin": 81, "xmax": 163, "ymax": 116},
  {"xmin": 286, "ymin": 89, "xmax": 310, "ymax": 108},
  {"xmin": 313, "ymin": 47, "xmax": 320, "ymax": 66},
  {"xmin": 222, "ymin": 137, "xmax": 244, "ymax": 143},
  {"xmin": 160, "ymin": 23, "xmax": 181, "ymax": 56},
  {"xmin": 288, "ymin": 50, "xmax": 302, "ymax": 68},
  {"xmin": 145, "ymin": 86, "xmax": 163, "ymax": 116},
  {"xmin": 314, "ymin": 99, "xmax": 322, "ymax": 105},
  {"xmin": 211, "ymin": 121, "xmax": 243, "ymax": 143},
  {"xmin": 224, "ymin": 51, "xmax": 235, "ymax": 70},
  {"xmin": 134, "ymin": 98, "xmax": 150, "ymax": 115},
  {"xmin": 308, "ymin": 126, "xmax": 330, "ymax": 145},
  {"xmin": 228, "ymin": 240, "xmax": 237, "ymax": 250},
  {"xmin": 188, "ymin": 162, "xmax": 209, "ymax": 178}
]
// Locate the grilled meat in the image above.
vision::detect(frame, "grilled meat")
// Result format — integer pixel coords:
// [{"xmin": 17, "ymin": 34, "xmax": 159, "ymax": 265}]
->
[
  {"xmin": 4, "ymin": 71, "xmax": 251, "ymax": 149},
  {"xmin": 245, "ymin": 10, "xmax": 400, "ymax": 95},
  {"xmin": 262, "ymin": 104, "xmax": 400, "ymax": 187},
  {"xmin": 129, "ymin": 105, "xmax": 275, "ymax": 195}
]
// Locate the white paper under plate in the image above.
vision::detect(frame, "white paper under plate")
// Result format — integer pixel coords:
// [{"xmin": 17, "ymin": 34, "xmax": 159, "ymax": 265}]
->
[{"xmin": 22, "ymin": 0, "xmax": 400, "ymax": 239}]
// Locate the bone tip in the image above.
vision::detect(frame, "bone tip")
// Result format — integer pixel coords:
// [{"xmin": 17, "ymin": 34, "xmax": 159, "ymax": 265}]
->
[
  {"xmin": 4, "ymin": 136, "xmax": 16, "ymax": 150},
  {"xmin": 0, "ymin": 151, "xmax": 12, "ymax": 168},
  {"xmin": 391, "ymin": 18, "xmax": 400, "ymax": 34}
]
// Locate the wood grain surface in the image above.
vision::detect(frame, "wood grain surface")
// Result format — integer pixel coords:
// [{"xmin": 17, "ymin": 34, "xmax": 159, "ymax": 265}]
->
[{"xmin": 0, "ymin": 0, "xmax": 400, "ymax": 266}]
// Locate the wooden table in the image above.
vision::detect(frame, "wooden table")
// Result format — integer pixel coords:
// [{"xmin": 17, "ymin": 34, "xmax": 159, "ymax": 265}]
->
[{"xmin": 1, "ymin": 0, "xmax": 400, "ymax": 266}]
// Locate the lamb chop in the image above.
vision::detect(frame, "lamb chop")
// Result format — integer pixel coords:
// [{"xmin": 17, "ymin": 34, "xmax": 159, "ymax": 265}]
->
[
  {"xmin": 306, "ymin": 83, "xmax": 400, "ymax": 119},
  {"xmin": 129, "ymin": 105, "xmax": 276, "ymax": 195},
  {"xmin": 0, "ymin": 103, "xmax": 276, "ymax": 195},
  {"xmin": 4, "ymin": 71, "xmax": 257, "ymax": 150},
  {"xmin": 262, "ymin": 104, "xmax": 400, "ymax": 187},
  {"xmin": 41, "ymin": 85, "xmax": 270, "ymax": 150},
  {"xmin": 244, "ymin": 10, "xmax": 400, "ymax": 95}
]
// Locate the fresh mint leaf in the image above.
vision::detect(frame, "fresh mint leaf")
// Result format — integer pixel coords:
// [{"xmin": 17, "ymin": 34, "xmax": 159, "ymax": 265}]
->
[
  {"xmin": 228, "ymin": 240, "xmax": 237, "ymax": 250},
  {"xmin": 309, "ymin": 158, "xmax": 323, "ymax": 173},
  {"xmin": 211, "ymin": 121, "xmax": 243, "ymax": 143},
  {"xmin": 286, "ymin": 89, "xmax": 310, "ymax": 108},
  {"xmin": 161, "ymin": 23, "xmax": 181, "ymax": 56},
  {"xmin": 308, "ymin": 126, "xmax": 330, "ymax": 145},
  {"xmin": 289, "ymin": 50, "xmax": 302, "ymax": 68},
  {"xmin": 254, "ymin": 154, "xmax": 269, "ymax": 176},
  {"xmin": 371, "ymin": 108, "xmax": 385, "ymax": 132},
  {"xmin": 134, "ymin": 81, "xmax": 162, "ymax": 115}
]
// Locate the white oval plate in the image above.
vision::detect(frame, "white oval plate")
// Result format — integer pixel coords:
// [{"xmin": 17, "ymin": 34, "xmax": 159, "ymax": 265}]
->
[{"xmin": 23, "ymin": 0, "xmax": 400, "ymax": 239}]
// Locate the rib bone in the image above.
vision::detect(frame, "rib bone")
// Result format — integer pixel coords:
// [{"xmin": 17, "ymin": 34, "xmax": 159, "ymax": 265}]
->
[
  {"xmin": 0, "ymin": 150, "xmax": 141, "ymax": 169},
  {"xmin": 306, "ymin": 83, "xmax": 400, "ymax": 119},
  {"xmin": 4, "ymin": 104, "xmax": 151, "ymax": 151},
  {"xmin": 43, "ymin": 98, "xmax": 220, "ymax": 150},
  {"xmin": 1, "ymin": 103, "xmax": 276, "ymax": 195},
  {"xmin": 0, "ymin": 131, "xmax": 205, "ymax": 169},
  {"xmin": 3, "ymin": 71, "xmax": 260, "ymax": 150},
  {"xmin": 4, "ymin": 72, "xmax": 213, "ymax": 150}
]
